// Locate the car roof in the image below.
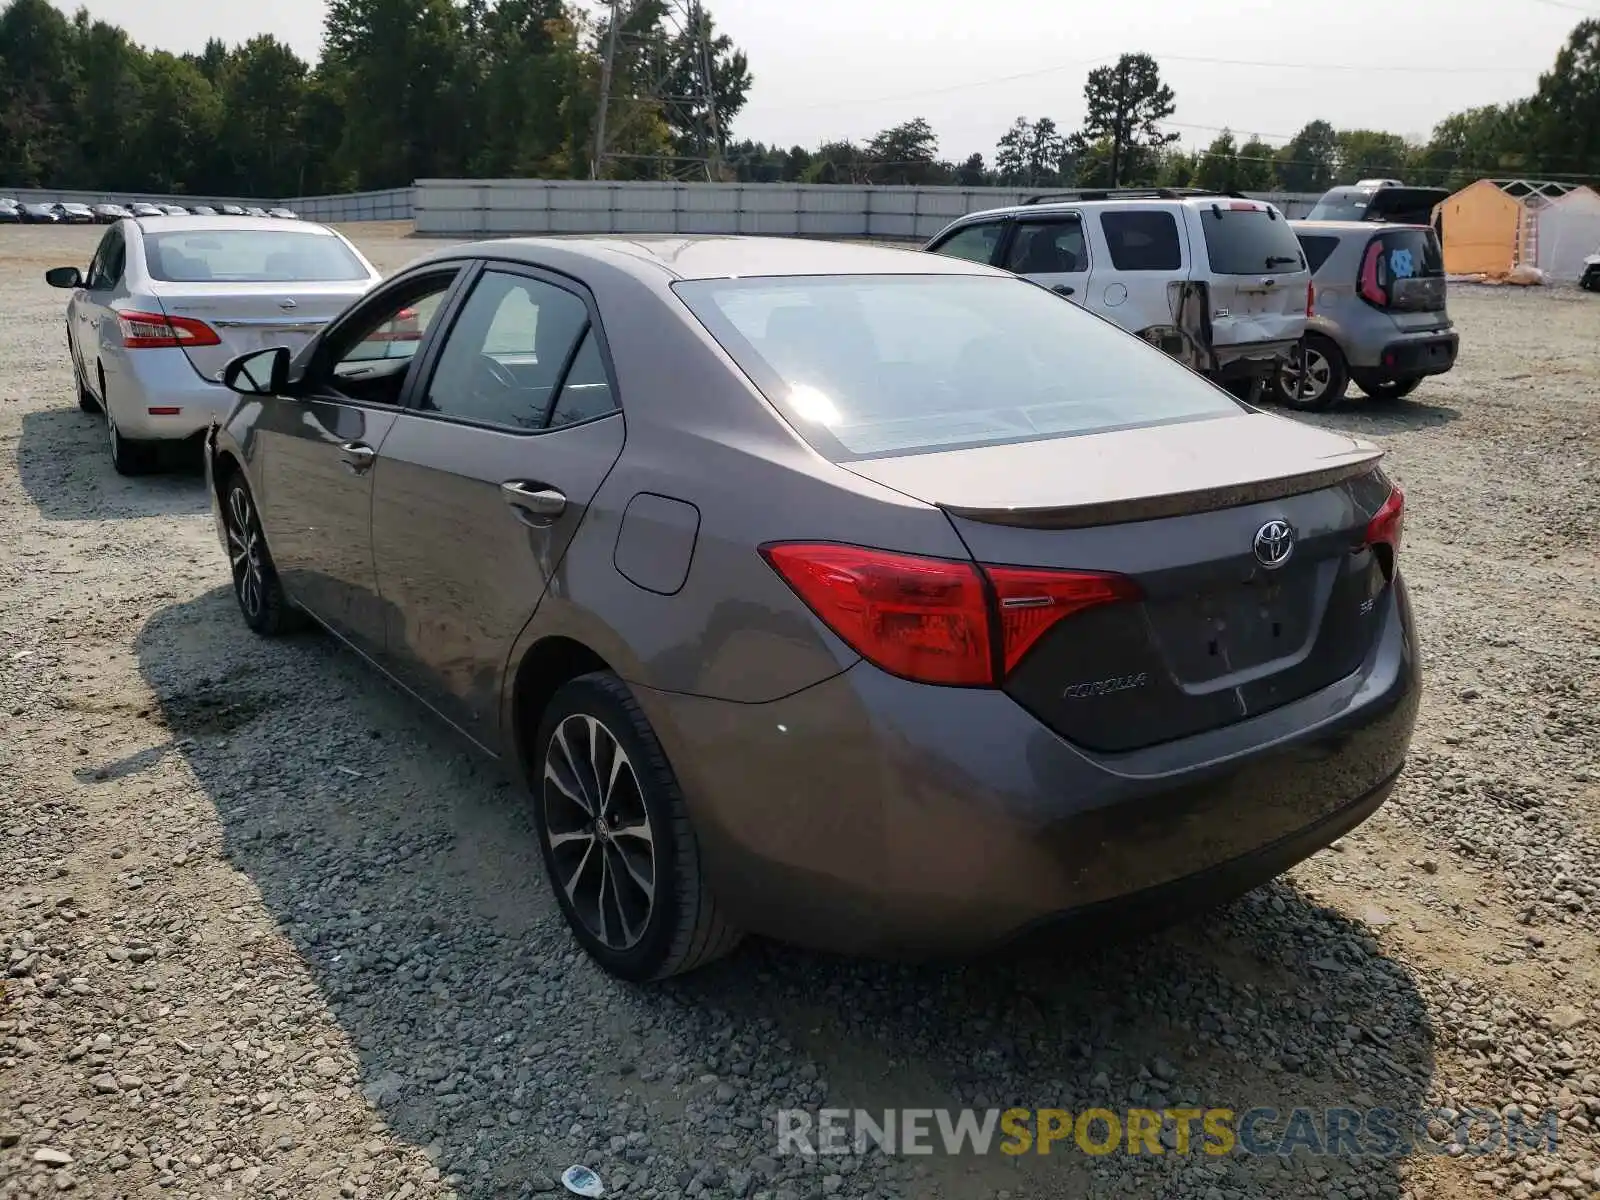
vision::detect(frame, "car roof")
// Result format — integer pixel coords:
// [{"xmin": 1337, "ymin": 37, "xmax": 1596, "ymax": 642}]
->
[
  {"xmin": 1290, "ymin": 220, "xmax": 1430, "ymax": 234},
  {"xmin": 131, "ymin": 215, "xmax": 338, "ymax": 235},
  {"xmin": 414, "ymin": 234, "xmax": 1007, "ymax": 282}
]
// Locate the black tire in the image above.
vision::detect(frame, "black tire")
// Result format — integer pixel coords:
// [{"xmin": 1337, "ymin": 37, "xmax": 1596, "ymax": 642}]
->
[
  {"xmin": 220, "ymin": 473, "xmax": 305, "ymax": 636},
  {"xmin": 1580, "ymin": 267, "xmax": 1600, "ymax": 293},
  {"xmin": 532, "ymin": 672, "xmax": 741, "ymax": 981},
  {"xmin": 1274, "ymin": 336, "xmax": 1348, "ymax": 411},
  {"xmin": 1354, "ymin": 373, "xmax": 1423, "ymax": 402}
]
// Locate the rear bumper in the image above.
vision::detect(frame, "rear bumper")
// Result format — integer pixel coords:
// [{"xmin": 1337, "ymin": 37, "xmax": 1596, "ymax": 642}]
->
[
  {"xmin": 1208, "ymin": 338, "xmax": 1299, "ymax": 381},
  {"xmin": 1352, "ymin": 330, "xmax": 1459, "ymax": 377},
  {"xmin": 102, "ymin": 346, "xmax": 240, "ymax": 441},
  {"xmin": 635, "ymin": 576, "xmax": 1421, "ymax": 959}
]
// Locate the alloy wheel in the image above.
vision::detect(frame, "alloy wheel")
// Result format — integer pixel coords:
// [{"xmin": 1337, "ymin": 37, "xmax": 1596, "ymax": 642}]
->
[
  {"xmin": 1281, "ymin": 346, "xmax": 1331, "ymax": 403},
  {"xmin": 542, "ymin": 713, "xmax": 657, "ymax": 950},
  {"xmin": 226, "ymin": 485, "xmax": 266, "ymax": 622}
]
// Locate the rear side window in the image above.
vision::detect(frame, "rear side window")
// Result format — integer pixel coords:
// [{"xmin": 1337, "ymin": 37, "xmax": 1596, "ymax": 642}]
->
[
  {"xmin": 1296, "ymin": 234, "xmax": 1340, "ymax": 275},
  {"xmin": 1198, "ymin": 208, "xmax": 1306, "ymax": 275},
  {"xmin": 143, "ymin": 230, "xmax": 371, "ymax": 283},
  {"xmin": 673, "ymin": 274, "xmax": 1240, "ymax": 461},
  {"xmin": 1004, "ymin": 219, "xmax": 1088, "ymax": 273},
  {"xmin": 931, "ymin": 222, "xmax": 1004, "ymax": 264},
  {"xmin": 1100, "ymin": 211, "xmax": 1182, "ymax": 271}
]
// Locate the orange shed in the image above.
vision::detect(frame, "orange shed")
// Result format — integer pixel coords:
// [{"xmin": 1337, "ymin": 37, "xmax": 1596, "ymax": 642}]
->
[{"xmin": 1432, "ymin": 179, "xmax": 1585, "ymax": 277}]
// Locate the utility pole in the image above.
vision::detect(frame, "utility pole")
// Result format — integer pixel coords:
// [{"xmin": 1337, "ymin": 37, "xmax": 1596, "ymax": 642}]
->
[{"xmin": 591, "ymin": 0, "xmax": 623, "ymax": 180}]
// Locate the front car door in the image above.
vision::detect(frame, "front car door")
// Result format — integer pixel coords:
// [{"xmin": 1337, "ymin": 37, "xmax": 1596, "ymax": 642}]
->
[
  {"xmin": 250, "ymin": 266, "xmax": 464, "ymax": 656},
  {"xmin": 925, "ymin": 218, "xmax": 1010, "ymax": 266},
  {"xmin": 72, "ymin": 225, "xmax": 127, "ymax": 398},
  {"xmin": 1001, "ymin": 214, "xmax": 1092, "ymax": 303},
  {"xmin": 368, "ymin": 262, "xmax": 626, "ymax": 749}
]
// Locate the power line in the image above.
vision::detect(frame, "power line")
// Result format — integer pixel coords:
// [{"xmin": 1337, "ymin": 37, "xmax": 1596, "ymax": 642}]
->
[{"xmin": 1518, "ymin": 0, "xmax": 1600, "ymax": 14}]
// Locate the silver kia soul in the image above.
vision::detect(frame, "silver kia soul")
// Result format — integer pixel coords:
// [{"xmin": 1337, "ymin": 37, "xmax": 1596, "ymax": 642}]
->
[{"xmin": 1275, "ymin": 221, "xmax": 1458, "ymax": 409}]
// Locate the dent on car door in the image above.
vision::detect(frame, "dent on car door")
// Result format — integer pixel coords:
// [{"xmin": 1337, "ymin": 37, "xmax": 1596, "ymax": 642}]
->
[
  {"xmin": 369, "ymin": 264, "xmax": 626, "ymax": 749},
  {"xmin": 252, "ymin": 268, "xmax": 461, "ymax": 655}
]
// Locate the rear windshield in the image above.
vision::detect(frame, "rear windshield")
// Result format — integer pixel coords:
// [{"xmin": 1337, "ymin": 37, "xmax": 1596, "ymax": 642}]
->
[
  {"xmin": 1306, "ymin": 189, "xmax": 1372, "ymax": 222},
  {"xmin": 1376, "ymin": 228, "xmax": 1444, "ymax": 278},
  {"xmin": 1199, "ymin": 208, "xmax": 1306, "ymax": 275},
  {"xmin": 142, "ymin": 230, "xmax": 370, "ymax": 283},
  {"xmin": 673, "ymin": 274, "xmax": 1241, "ymax": 461}
]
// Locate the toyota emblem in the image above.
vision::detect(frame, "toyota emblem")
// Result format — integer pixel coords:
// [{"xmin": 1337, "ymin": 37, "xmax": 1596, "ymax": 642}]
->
[
  {"xmin": 279, "ymin": 298, "xmax": 298, "ymax": 310},
  {"xmin": 1253, "ymin": 520, "xmax": 1295, "ymax": 569}
]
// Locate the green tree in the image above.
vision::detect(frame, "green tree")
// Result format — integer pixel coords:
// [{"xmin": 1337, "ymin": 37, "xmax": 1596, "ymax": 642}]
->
[
  {"xmin": 1072, "ymin": 53, "xmax": 1178, "ymax": 187},
  {"xmin": 865, "ymin": 118, "xmax": 947, "ymax": 184},
  {"xmin": 1524, "ymin": 19, "xmax": 1600, "ymax": 182},
  {"xmin": 1235, "ymin": 136, "xmax": 1275, "ymax": 191},
  {"xmin": 1193, "ymin": 130, "xmax": 1238, "ymax": 191},
  {"xmin": 994, "ymin": 116, "xmax": 1067, "ymax": 186},
  {"xmin": 1334, "ymin": 129, "xmax": 1411, "ymax": 182},
  {"xmin": 1273, "ymin": 119, "xmax": 1337, "ymax": 192},
  {"xmin": 127, "ymin": 51, "xmax": 222, "ymax": 192},
  {"xmin": 215, "ymin": 37, "xmax": 311, "ymax": 195},
  {"xmin": 1412, "ymin": 103, "xmax": 1529, "ymax": 187},
  {"xmin": 72, "ymin": 15, "xmax": 145, "ymax": 191},
  {"xmin": 0, "ymin": 0, "xmax": 82, "ymax": 186}
]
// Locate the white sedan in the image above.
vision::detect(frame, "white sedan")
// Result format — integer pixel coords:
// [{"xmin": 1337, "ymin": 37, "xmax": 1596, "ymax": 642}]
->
[{"xmin": 46, "ymin": 216, "xmax": 387, "ymax": 474}]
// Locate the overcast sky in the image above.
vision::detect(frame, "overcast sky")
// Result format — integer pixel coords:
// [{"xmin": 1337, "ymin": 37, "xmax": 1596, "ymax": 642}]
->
[{"xmin": 53, "ymin": 0, "xmax": 1587, "ymax": 159}]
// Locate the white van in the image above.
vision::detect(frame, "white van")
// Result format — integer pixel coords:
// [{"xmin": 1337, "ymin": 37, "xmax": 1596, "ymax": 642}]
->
[{"xmin": 924, "ymin": 188, "xmax": 1312, "ymax": 399}]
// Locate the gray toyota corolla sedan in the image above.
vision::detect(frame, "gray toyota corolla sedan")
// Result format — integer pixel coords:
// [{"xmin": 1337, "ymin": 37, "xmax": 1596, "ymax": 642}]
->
[{"xmin": 204, "ymin": 235, "xmax": 1420, "ymax": 982}]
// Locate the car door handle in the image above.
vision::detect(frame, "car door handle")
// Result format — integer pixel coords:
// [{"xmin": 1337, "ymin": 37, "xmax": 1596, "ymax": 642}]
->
[
  {"xmin": 340, "ymin": 442, "xmax": 376, "ymax": 474},
  {"xmin": 1052, "ymin": 284, "xmax": 1076, "ymax": 296},
  {"xmin": 501, "ymin": 481, "xmax": 567, "ymax": 524}
]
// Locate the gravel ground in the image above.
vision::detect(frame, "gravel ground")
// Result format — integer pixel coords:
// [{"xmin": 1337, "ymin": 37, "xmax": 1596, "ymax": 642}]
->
[{"xmin": 2, "ymin": 222, "xmax": 1597, "ymax": 1200}]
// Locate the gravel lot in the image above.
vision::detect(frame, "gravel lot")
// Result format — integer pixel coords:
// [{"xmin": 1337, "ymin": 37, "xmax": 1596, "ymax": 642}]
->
[{"xmin": 2, "ymin": 221, "xmax": 1597, "ymax": 1200}]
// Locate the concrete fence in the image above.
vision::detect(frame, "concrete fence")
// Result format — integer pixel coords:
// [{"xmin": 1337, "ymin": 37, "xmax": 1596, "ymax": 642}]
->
[{"xmin": 414, "ymin": 180, "xmax": 1323, "ymax": 239}]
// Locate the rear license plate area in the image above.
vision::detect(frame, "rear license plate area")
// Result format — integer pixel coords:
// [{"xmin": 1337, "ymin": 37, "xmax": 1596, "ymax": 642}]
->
[{"xmin": 1147, "ymin": 581, "xmax": 1314, "ymax": 684}]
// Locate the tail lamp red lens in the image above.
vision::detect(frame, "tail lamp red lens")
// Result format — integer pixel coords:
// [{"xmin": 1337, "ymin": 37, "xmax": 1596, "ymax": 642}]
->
[
  {"xmin": 1358, "ymin": 242, "xmax": 1388, "ymax": 307},
  {"xmin": 117, "ymin": 310, "xmax": 221, "ymax": 349},
  {"xmin": 760, "ymin": 542, "xmax": 1141, "ymax": 687},
  {"xmin": 1365, "ymin": 486, "xmax": 1406, "ymax": 574},
  {"xmin": 1306, "ymin": 281, "xmax": 1316, "ymax": 317}
]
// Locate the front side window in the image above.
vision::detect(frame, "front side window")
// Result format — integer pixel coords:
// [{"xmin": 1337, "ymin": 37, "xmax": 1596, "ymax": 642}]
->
[
  {"xmin": 674, "ymin": 274, "xmax": 1241, "ymax": 460},
  {"xmin": 1003, "ymin": 219, "xmax": 1087, "ymax": 274},
  {"xmin": 320, "ymin": 274, "xmax": 457, "ymax": 406},
  {"xmin": 85, "ymin": 230, "xmax": 118, "ymax": 290},
  {"xmin": 1100, "ymin": 211, "xmax": 1182, "ymax": 271},
  {"xmin": 143, "ymin": 229, "xmax": 371, "ymax": 283},
  {"xmin": 422, "ymin": 270, "xmax": 590, "ymax": 431},
  {"xmin": 930, "ymin": 222, "xmax": 1005, "ymax": 265}
]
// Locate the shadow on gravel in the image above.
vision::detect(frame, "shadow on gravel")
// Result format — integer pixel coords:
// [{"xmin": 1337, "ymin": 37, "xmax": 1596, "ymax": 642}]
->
[
  {"xmin": 136, "ymin": 589, "xmax": 1438, "ymax": 1200},
  {"xmin": 1288, "ymin": 395, "xmax": 1463, "ymax": 435},
  {"xmin": 17, "ymin": 408, "xmax": 208, "ymax": 521}
]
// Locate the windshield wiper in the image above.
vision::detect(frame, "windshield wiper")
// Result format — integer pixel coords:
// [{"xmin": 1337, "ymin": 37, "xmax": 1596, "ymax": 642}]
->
[{"xmin": 1265, "ymin": 255, "xmax": 1299, "ymax": 267}]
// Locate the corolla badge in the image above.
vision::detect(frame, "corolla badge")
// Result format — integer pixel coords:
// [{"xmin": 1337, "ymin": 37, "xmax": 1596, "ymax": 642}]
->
[{"xmin": 1253, "ymin": 520, "xmax": 1295, "ymax": 569}]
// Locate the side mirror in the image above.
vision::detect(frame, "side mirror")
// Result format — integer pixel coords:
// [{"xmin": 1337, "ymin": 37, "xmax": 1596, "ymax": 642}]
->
[
  {"xmin": 45, "ymin": 266, "xmax": 82, "ymax": 289},
  {"xmin": 222, "ymin": 346, "xmax": 291, "ymax": 396}
]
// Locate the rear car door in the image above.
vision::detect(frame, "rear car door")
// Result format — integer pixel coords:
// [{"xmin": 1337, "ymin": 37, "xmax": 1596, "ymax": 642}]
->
[
  {"xmin": 252, "ymin": 266, "xmax": 463, "ymax": 656},
  {"xmin": 368, "ymin": 263, "xmax": 625, "ymax": 748},
  {"xmin": 1000, "ymin": 215, "xmax": 1091, "ymax": 303},
  {"xmin": 1192, "ymin": 201, "xmax": 1309, "ymax": 350}
]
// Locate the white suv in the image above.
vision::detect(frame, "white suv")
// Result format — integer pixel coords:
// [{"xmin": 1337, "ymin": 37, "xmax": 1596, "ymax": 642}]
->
[{"xmin": 924, "ymin": 188, "xmax": 1312, "ymax": 399}]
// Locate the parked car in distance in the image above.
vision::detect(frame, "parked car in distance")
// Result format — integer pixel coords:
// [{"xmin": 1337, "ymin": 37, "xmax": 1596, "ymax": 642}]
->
[
  {"xmin": 1306, "ymin": 180, "xmax": 1451, "ymax": 228},
  {"xmin": 925, "ymin": 188, "xmax": 1311, "ymax": 401},
  {"xmin": 203, "ymin": 234, "xmax": 1419, "ymax": 982},
  {"xmin": 0, "ymin": 201, "xmax": 20, "ymax": 223},
  {"xmin": 242, "ymin": 206, "xmax": 270, "ymax": 218},
  {"xmin": 54, "ymin": 202, "xmax": 97, "ymax": 224},
  {"xmin": 1581, "ymin": 249, "xmax": 1600, "ymax": 293},
  {"xmin": 191, "ymin": 205, "xmax": 218, "ymax": 217},
  {"xmin": 129, "ymin": 203, "xmax": 165, "ymax": 218},
  {"xmin": 21, "ymin": 203, "xmax": 60, "ymax": 223},
  {"xmin": 45, "ymin": 215, "xmax": 384, "ymax": 474},
  {"xmin": 1276, "ymin": 221, "xmax": 1458, "ymax": 408},
  {"xmin": 92, "ymin": 203, "xmax": 133, "ymax": 223},
  {"xmin": 155, "ymin": 205, "xmax": 189, "ymax": 217},
  {"xmin": 267, "ymin": 208, "xmax": 300, "ymax": 220},
  {"xmin": 218, "ymin": 204, "xmax": 247, "ymax": 216}
]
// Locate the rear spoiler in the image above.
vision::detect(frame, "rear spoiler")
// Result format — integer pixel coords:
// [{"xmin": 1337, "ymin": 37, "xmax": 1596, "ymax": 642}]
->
[{"xmin": 941, "ymin": 454, "xmax": 1386, "ymax": 530}]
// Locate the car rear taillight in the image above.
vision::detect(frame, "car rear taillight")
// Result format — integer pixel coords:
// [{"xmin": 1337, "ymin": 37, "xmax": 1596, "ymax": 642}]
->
[
  {"xmin": 117, "ymin": 310, "xmax": 221, "ymax": 349},
  {"xmin": 760, "ymin": 542, "xmax": 1141, "ymax": 687},
  {"xmin": 1358, "ymin": 241, "xmax": 1388, "ymax": 308},
  {"xmin": 1306, "ymin": 280, "xmax": 1316, "ymax": 317},
  {"xmin": 1365, "ymin": 486, "xmax": 1405, "ymax": 577}
]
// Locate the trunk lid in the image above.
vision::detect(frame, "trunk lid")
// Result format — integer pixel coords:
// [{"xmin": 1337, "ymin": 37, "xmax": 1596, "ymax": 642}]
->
[
  {"xmin": 845, "ymin": 414, "xmax": 1395, "ymax": 752},
  {"xmin": 151, "ymin": 281, "xmax": 373, "ymax": 381},
  {"xmin": 1363, "ymin": 226, "xmax": 1449, "ymax": 328},
  {"xmin": 1194, "ymin": 202, "xmax": 1312, "ymax": 349}
]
